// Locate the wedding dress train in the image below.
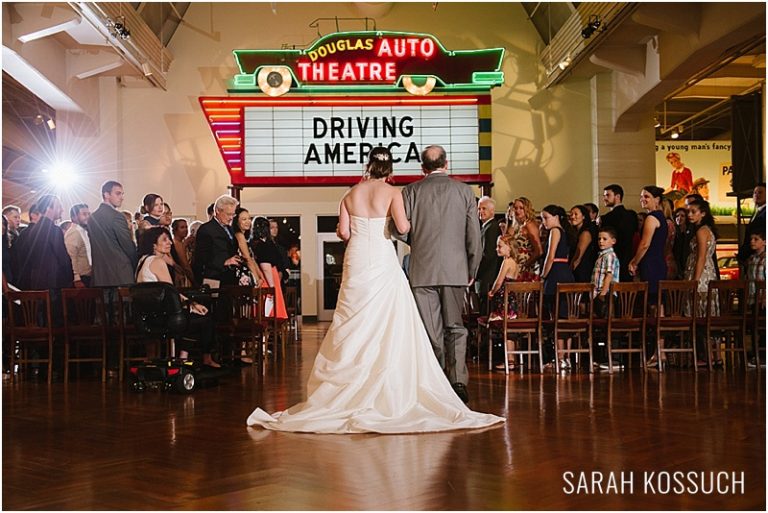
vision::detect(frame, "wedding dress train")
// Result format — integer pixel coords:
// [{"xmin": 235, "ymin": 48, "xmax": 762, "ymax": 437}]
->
[{"xmin": 246, "ymin": 216, "xmax": 504, "ymax": 434}]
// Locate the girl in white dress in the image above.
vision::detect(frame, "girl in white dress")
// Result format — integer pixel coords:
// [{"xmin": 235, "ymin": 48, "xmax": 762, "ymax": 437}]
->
[{"xmin": 247, "ymin": 147, "xmax": 505, "ymax": 434}]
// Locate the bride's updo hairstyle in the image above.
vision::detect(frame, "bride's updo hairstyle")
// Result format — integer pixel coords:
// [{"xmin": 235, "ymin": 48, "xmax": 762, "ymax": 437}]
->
[{"xmin": 366, "ymin": 146, "xmax": 394, "ymax": 179}]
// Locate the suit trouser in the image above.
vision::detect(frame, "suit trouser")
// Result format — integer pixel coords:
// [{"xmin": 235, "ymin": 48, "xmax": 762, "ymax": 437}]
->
[{"xmin": 412, "ymin": 286, "xmax": 468, "ymax": 385}]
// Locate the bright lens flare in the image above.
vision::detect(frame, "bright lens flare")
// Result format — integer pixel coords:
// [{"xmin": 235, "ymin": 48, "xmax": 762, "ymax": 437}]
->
[{"xmin": 44, "ymin": 162, "xmax": 76, "ymax": 189}]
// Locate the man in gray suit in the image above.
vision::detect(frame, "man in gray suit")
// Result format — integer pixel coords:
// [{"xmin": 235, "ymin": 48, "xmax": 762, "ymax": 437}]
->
[
  {"xmin": 89, "ymin": 180, "xmax": 138, "ymax": 287},
  {"xmin": 401, "ymin": 145, "xmax": 482, "ymax": 403},
  {"xmin": 88, "ymin": 180, "xmax": 137, "ymax": 375}
]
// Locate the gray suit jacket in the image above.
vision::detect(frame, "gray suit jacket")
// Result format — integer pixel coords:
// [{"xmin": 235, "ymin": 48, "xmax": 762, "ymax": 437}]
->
[
  {"xmin": 401, "ymin": 172, "xmax": 482, "ymax": 287},
  {"xmin": 89, "ymin": 202, "xmax": 138, "ymax": 287}
]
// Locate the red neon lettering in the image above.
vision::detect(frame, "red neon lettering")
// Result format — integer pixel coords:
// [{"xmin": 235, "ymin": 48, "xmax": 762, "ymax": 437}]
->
[
  {"xmin": 393, "ymin": 39, "xmax": 406, "ymax": 58},
  {"xmin": 384, "ymin": 62, "xmax": 396, "ymax": 81},
  {"xmin": 421, "ymin": 38, "xmax": 435, "ymax": 58},
  {"xmin": 376, "ymin": 38, "xmax": 392, "ymax": 57},
  {"xmin": 297, "ymin": 62, "xmax": 310, "ymax": 81},
  {"xmin": 341, "ymin": 62, "xmax": 356, "ymax": 80},
  {"xmin": 312, "ymin": 62, "xmax": 324, "ymax": 81},
  {"xmin": 328, "ymin": 62, "xmax": 339, "ymax": 81},
  {"xmin": 370, "ymin": 62, "xmax": 382, "ymax": 80}
]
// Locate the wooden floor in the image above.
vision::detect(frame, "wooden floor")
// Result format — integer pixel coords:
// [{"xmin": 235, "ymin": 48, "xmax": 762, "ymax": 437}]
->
[{"xmin": 3, "ymin": 321, "xmax": 766, "ymax": 510}]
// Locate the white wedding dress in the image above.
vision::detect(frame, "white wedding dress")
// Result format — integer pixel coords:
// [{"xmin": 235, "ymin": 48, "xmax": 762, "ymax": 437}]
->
[{"xmin": 246, "ymin": 216, "xmax": 505, "ymax": 434}]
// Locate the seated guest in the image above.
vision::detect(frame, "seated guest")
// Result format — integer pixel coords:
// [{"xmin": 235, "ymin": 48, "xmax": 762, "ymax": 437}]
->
[{"xmin": 136, "ymin": 227, "xmax": 220, "ymax": 367}]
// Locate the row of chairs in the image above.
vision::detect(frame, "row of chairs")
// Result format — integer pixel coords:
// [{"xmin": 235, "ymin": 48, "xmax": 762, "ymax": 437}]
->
[
  {"xmin": 3, "ymin": 285, "xmax": 298, "ymax": 384},
  {"xmin": 476, "ymin": 280, "xmax": 766, "ymax": 374}
]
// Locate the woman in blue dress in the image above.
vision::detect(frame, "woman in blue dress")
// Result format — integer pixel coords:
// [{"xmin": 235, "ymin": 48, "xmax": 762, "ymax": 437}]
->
[
  {"xmin": 540, "ymin": 205, "xmax": 575, "ymax": 370},
  {"xmin": 628, "ymin": 185, "xmax": 668, "ymax": 367}
]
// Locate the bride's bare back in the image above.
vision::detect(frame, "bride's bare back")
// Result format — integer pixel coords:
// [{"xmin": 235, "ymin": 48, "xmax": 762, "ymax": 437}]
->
[{"xmin": 337, "ymin": 179, "xmax": 410, "ymax": 240}]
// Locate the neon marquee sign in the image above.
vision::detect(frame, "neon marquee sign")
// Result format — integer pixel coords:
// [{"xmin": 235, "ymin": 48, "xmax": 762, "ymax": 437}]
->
[{"xmin": 230, "ymin": 30, "xmax": 504, "ymax": 96}]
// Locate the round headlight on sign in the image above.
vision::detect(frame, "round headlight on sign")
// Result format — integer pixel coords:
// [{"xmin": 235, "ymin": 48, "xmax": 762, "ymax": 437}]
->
[
  {"xmin": 258, "ymin": 66, "xmax": 292, "ymax": 97},
  {"xmin": 402, "ymin": 76, "xmax": 436, "ymax": 96}
]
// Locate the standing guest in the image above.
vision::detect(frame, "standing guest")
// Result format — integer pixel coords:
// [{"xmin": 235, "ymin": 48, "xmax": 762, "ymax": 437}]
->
[
  {"xmin": 170, "ymin": 218, "xmax": 195, "ymax": 288},
  {"xmin": 3, "ymin": 215, "xmax": 13, "ymax": 287},
  {"xmin": 3, "ymin": 205, "xmax": 22, "ymax": 246},
  {"xmin": 138, "ymin": 193, "xmax": 164, "ymax": 234},
  {"xmin": 185, "ymin": 220, "xmax": 203, "ymax": 270},
  {"xmin": 628, "ymin": 186, "xmax": 668, "ymax": 368},
  {"xmin": 584, "ymin": 203, "xmax": 600, "ymax": 224},
  {"xmin": 10, "ymin": 195, "xmax": 73, "ymax": 324},
  {"xmin": 540, "ymin": 205, "xmax": 575, "ymax": 371},
  {"xmin": 64, "ymin": 203, "xmax": 92, "ymax": 288},
  {"xmin": 673, "ymin": 207, "xmax": 689, "ymax": 278},
  {"xmin": 268, "ymin": 218, "xmax": 291, "ymax": 288},
  {"xmin": 233, "ymin": 208, "xmax": 268, "ymax": 287},
  {"xmin": 121, "ymin": 211, "xmax": 137, "ymax": 244},
  {"xmin": 737, "ymin": 183, "xmax": 766, "ymax": 269},
  {"xmin": 27, "ymin": 202, "xmax": 41, "ymax": 227},
  {"xmin": 161, "ymin": 203, "xmax": 173, "ymax": 229},
  {"xmin": 591, "ymin": 226, "xmax": 620, "ymax": 313},
  {"xmin": 661, "ymin": 198, "xmax": 678, "ymax": 279},
  {"xmin": 684, "ymin": 193, "xmax": 719, "ymax": 279},
  {"xmin": 59, "ymin": 221, "xmax": 72, "ymax": 234},
  {"xmin": 193, "ymin": 195, "xmax": 242, "ymax": 288},
  {"xmin": 89, "ymin": 181, "xmax": 138, "ymax": 288},
  {"xmin": 629, "ymin": 186, "xmax": 668, "ymax": 299},
  {"xmin": 746, "ymin": 232, "xmax": 765, "ymax": 308},
  {"xmin": 136, "ymin": 227, "xmax": 220, "ymax": 368},
  {"xmin": 600, "ymin": 184, "xmax": 638, "ymax": 284},
  {"xmin": 400, "ymin": 145, "xmax": 482, "ymax": 403},
  {"xmin": 206, "ymin": 203, "xmax": 215, "ymax": 222},
  {"xmin": 684, "ymin": 198, "xmax": 720, "ymax": 367},
  {"xmin": 250, "ymin": 216, "xmax": 288, "ymax": 319},
  {"xmin": 508, "ymin": 197, "xmax": 543, "ymax": 282},
  {"xmin": 568, "ymin": 204, "xmax": 597, "ymax": 283},
  {"xmin": 475, "ymin": 196, "xmax": 502, "ymax": 314}
]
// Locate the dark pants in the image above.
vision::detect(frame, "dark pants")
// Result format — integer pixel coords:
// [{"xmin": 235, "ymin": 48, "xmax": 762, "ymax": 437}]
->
[{"xmin": 178, "ymin": 312, "xmax": 216, "ymax": 355}]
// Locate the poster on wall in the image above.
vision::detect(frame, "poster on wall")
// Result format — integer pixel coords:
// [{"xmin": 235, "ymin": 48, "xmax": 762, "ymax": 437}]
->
[{"xmin": 655, "ymin": 140, "xmax": 734, "ymax": 214}]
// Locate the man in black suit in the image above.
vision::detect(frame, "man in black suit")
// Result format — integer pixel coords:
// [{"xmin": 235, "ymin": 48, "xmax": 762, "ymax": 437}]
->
[
  {"xmin": 600, "ymin": 184, "xmax": 638, "ymax": 284},
  {"xmin": 11, "ymin": 194, "xmax": 73, "ymax": 325},
  {"xmin": 475, "ymin": 196, "xmax": 502, "ymax": 315},
  {"xmin": 738, "ymin": 183, "xmax": 766, "ymax": 270},
  {"xmin": 193, "ymin": 195, "xmax": 242, "ymax": 287}
]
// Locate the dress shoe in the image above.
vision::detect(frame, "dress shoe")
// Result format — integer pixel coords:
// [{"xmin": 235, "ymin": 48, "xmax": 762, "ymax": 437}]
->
[{"xmin": 452, "ymin": 383, "xmax": 469, "ymax": 404}]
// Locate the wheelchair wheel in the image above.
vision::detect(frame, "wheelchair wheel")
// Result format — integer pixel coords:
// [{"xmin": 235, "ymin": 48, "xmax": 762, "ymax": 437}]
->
[{"xmin": 174, "ymin": 369, "xmax": 196, "ymax": 394}]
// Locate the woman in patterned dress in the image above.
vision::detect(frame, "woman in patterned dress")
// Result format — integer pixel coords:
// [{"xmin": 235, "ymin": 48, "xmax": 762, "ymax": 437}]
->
[
  {"xmin": 507, "ymin": 197, "xmax": 543, "ymax": 282},
  {"xmin": 685, "ymin": 198, "xmax": 720, "ymax": 367}
]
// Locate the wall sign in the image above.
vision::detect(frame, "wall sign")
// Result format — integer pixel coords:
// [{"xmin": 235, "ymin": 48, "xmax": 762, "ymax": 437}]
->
[
  {"xmin": 229, "ymin": 30, "xmax": 504, "ymax": 96},
  {"xmin": 201, "ymin": 30, "xmax": 503, "ymax": 187},
  {"xmin": 200, "ymin": 95, "xmax": 493, "ymax": 187}
]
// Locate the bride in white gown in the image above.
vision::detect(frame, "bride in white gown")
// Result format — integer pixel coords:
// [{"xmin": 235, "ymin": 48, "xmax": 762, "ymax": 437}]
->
[{"xmin": 247, "ymin": 147, "xmax": 505, "ymax": 434}]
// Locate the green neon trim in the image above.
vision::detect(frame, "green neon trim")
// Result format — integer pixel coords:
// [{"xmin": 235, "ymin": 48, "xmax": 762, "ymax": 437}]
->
[
  {"xmin": 232, "ymin": 49, "xmax": 302, "ymax": 73},
  {"xmin": 472, "ymin": 71, "xmax": 504, "ymax": 85},
  {"xmin": 233, "ymin": 74, "xmax": 256, "ymax": 86},
  {"xmin": 231, "ymin": 31, "xmax": 506, "ymax": 87},
  {"xmin": 226, "ymin": 84, "xmax": 494, "ymax": 94}
]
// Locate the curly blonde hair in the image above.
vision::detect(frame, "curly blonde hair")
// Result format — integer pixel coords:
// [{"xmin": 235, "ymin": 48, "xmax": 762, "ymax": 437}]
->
[{"xmin": 511, "ymin": 197, "xmax": 536, "ymax": 226}]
